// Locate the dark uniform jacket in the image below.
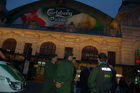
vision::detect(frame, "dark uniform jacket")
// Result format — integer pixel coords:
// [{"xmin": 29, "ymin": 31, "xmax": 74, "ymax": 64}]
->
[
  {"xmin": 56, "ymin": 59, "xmax": 74, "ymax": 93},
  {"xmin": 88, "ymin": 63, "xmax": 113, "ymax": 93},
  {"xmin": 42, "ymin": 61, "xmax": 57, "ymax": 93}
]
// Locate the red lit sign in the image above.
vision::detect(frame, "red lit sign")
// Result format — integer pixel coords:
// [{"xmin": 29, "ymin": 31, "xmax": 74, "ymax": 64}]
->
[{"xmin": 136, "ymin": 60, "xmax": 140, "ymax": 63}]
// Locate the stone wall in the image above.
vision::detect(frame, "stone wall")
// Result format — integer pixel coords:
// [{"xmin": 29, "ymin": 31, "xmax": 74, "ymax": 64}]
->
[
  {"xmin": 121, "ymin": 26, "xmax": 140, "ymax": 65},
  {"xmin": 0, "ymin": 27, "xmax": 122, "ymax": 64}
]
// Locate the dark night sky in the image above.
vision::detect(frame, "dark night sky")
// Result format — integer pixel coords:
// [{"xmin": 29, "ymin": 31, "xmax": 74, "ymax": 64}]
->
[{"xmin": 6, "ymin": 0, "xmax": 122, "ymax": 17}]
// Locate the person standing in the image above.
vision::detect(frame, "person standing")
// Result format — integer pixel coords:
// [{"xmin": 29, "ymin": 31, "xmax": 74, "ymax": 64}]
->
[
  {"xmin": 108, "ymin": 63, "xmax": 117, "ymax": 93},
  {"xmin": 23, "ymin": 59, "xmax": 30, "ymax": 80},
  {"xmin": 72, "ymin": 57, "xmax": 77, "ymax": 81},
  {"xmin": 129, "ymin": 79, "xmax": 135, "ymax": 93},
  {"xmin": 80, "ymin": 62, "xmax": 92, "ymax": 93},
  {"xmin": 72, "ymin": 57, "xmax": 77, "ymax": 93},
  {"xmin": 119, "ymin": 77, "xmax": 127, "ymax": 93},
  {"xmin": 88, "ymin": 53, "xmax": 113, "ymax": 93},
  {"xmin": 55, "ymin": 52, "xmax": 74, "ymax": 93},
  {"xmin": 28, "ymin": 61, "xmax": 36, "ymax": 80},
  {"xmin": 135, "ymin": 82, "xmax": 139, "ymax": 93},
  {"xmin": 42, "ymin": 54, "xmax": 58, "ymax": 93}
]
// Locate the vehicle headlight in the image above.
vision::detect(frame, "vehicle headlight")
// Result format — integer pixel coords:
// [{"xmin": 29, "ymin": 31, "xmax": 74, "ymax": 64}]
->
[{"xmin": 8, "ymin": 81, "xmax": 22, "ymax": 90}]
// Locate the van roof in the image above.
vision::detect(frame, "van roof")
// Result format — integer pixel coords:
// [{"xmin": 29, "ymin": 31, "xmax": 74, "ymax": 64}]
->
[{"xmin": 0, "ymin": 61, "xmax": 7, "ymax": 65}]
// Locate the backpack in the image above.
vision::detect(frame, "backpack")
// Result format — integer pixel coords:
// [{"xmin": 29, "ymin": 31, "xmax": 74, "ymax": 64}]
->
[{"xmin": 96, "ymin": 63, "xmax": 113, "ymax": 92}]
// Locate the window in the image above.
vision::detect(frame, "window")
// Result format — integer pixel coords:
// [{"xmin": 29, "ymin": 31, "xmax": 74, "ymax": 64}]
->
[
  {"xmin": 136, "ymin": 48, "xmax": 140, "ymax": 60},
  {"xmin": 2, "ymin": 38, "xmax": 17, "ymax": 52},
  {"xmin": 23, "ymin": 43, "xmax": 32, "ymax": 57},
  {"xmin": 64, "ymin": 47, "xmax": 73, "ymax": 58},
  {"xmin": 82, "ymin": 46, "xmax": 98, "ymax": 62},
  {"xmin": 65, "ymin": 47, "xmax": 73, "ymax": 53},
  {"xmin": 108, "ymin": 51, "xmax": 116, "ymax": 64},
  {"xmin": 40, "ymin": 42, "xmax": 56, "ymax": 56},
  {"xmin": 134, "ymin": 13, "xmax": 140, "ymax": 26}
]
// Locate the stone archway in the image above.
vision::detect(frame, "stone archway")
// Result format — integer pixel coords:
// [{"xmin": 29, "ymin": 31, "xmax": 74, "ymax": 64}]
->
[
  {"xmin": 81, "ymin": 46, "xmax": 98, "ymax": 62},
  {"xmin": 2, "ymin": 38, "xmax": 17, "ymax": 52},
  {"xmin": 40, "ymin": 42, "xmax": 56, "ymax": 56}
]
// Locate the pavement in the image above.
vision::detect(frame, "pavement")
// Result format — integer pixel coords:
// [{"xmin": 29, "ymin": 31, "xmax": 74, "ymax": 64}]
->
[
  {"xmin": 25, "ymin": 81, "xmax": 43, "ymax": 93},
  {"xmin": 24, "ymin": 81, "xmax": 120, "ymax": 93}
]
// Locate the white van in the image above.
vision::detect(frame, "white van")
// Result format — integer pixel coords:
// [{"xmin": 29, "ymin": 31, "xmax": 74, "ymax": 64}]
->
[{"xmin": 0, "ymin": 61, "xmax": 25, "ymax": 93}]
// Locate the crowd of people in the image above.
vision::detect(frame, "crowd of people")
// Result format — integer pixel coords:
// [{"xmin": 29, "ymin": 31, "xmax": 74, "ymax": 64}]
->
[
  {"xmin": 118, "ymin": 77, "xmax": 139, "ymax": 93},
  {"xmin": 1, "ymin": 47, "xmax": 139, "ymax": 93},
  {"xmin": 42, "ymin": 52, "xmax": 119, "ymax": 93}
]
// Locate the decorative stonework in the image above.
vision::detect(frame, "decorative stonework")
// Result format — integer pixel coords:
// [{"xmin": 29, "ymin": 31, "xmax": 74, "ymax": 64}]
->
[{"xmin": 0, "ymin": 27, "xmax": 122, "ymax": 64}]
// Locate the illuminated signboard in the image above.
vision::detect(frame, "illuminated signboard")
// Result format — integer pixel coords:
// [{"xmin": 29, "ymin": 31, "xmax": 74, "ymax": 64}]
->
[
  {"xmin": 136, "ymin": 60, "xmax": 140, "ymax": 63},
  {"xmin": 14, "ymin": 7, "xmax": 104, "ymax": 31}
]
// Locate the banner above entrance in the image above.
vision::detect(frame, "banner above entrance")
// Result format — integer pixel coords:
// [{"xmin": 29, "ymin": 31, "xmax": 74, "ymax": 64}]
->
[{"xmin": 13, "ymin": 6, "xmax": 104, "ymax": 31}]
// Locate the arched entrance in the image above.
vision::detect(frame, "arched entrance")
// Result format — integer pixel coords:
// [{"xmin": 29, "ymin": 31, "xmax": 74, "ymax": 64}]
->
[
  {"xmin": 37, "ymin": 42, "xmax": 56, "ymax": 79},
  {"xmin": 82, "ymin": 46, "xmax": 98, "ymax": 62},
  {"xmin": 40, "ymin": 42, "xmax": 56, "ymax": 56},
  {"xmin": 2, "ymin": 38, "xmax": 17, "ymax": 52}
]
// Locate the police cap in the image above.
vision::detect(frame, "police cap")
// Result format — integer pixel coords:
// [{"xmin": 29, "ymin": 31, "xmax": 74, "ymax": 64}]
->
[
  {"xmin": 98, "ymin": 53, "xmax": 107, "ymax": 59},
  {"xmin": 65, "ymin": 52, "xmax": 73, "ymax": 58},
  {"xmin": 49, "ymin": 54, "xmax": 58, "ymax": 59}
]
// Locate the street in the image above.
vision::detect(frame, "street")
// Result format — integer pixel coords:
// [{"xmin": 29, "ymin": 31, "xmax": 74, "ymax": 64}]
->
[
  {"xmin": 24, "ymin": 81, "xmax": 120, "ymax": 93},
  {"xmin": 25, "ymin": 81, "xmax": 43, "ymax": 93}
]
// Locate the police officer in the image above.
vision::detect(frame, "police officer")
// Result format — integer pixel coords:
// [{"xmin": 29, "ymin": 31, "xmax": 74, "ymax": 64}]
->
[
  {"xmin": 42, "ymin": 54, "xmax": 58, "ymax": 93},
  {"xmin": 88, "ymin": 53, "xmax": 113, "ymax": 93},
  {"xmin": 55, "ymin": 52, "xmax": 74, "ymax": 93}
]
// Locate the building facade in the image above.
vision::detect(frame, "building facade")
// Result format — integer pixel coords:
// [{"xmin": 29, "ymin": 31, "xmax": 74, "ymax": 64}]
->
[{"xmin": 0, "ymin": 0, "xmax": 140, "ymax": 76}]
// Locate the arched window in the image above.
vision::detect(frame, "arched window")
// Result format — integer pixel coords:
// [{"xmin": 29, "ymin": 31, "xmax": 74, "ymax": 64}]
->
[
  {"xmin": 82, "ymin": 46, "xmax": 98, "ymax": 62},
  {"xmin": 40, "ymin": 42, "xmax": 56, "ymax": 56},
  {"xmin": 2, "ymin": 38, "xmax": 17, "ymax": 52},
  {"xmin": 133, "ymin": 12, "xmax": 140, "ymax": 26},
  {"xmin": 122, "ymin": 14, "xmax": 129, "ymax": 25}
]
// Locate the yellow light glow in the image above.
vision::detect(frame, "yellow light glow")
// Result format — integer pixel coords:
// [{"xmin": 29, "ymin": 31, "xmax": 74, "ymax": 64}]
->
[{"xmin": 116, "ymin": 74, "xmax": 122, "ymax": 77}]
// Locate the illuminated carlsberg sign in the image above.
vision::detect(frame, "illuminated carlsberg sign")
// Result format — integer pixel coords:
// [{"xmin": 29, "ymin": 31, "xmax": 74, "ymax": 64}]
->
[{"xmin": 46, "ymin": 7, "xmax": 73, "ymax": 22}]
